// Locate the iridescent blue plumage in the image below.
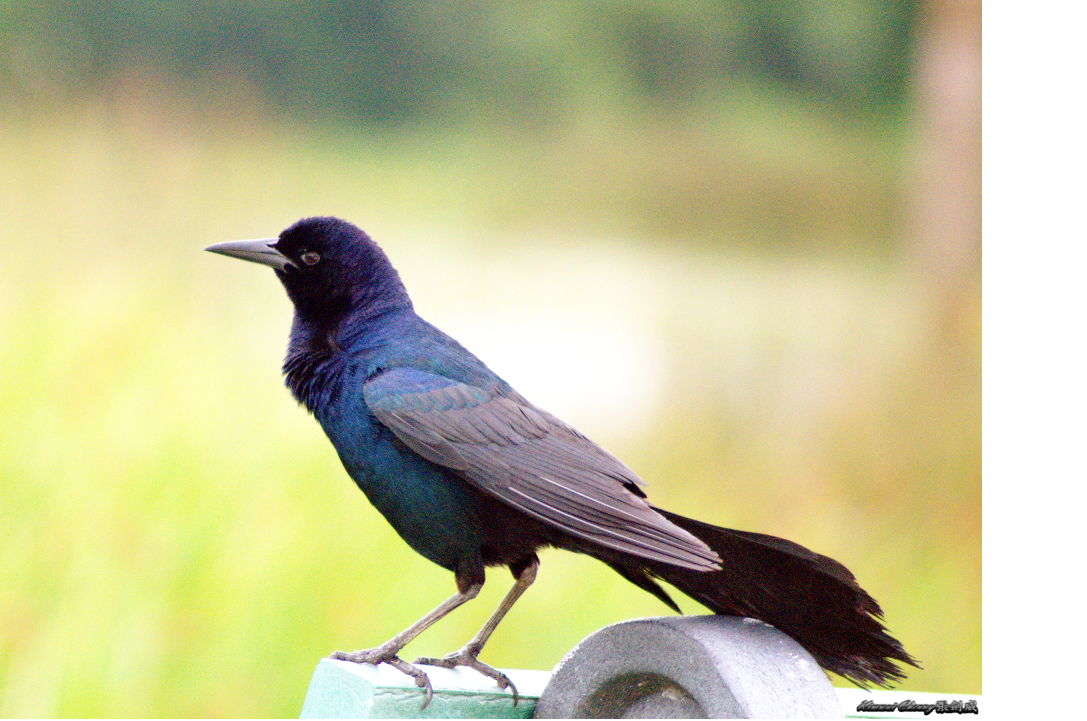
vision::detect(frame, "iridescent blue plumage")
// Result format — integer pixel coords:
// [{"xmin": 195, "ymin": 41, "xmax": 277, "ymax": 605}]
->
[{"xmin": 206, "ymin": 216, "xmax": 917, "ymax": 704}]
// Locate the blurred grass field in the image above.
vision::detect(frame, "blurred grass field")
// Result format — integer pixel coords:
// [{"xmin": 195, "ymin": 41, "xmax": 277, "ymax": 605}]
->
[{"xmin": 0, "ymin": 92, "xmax": 978, "ymax": 716}]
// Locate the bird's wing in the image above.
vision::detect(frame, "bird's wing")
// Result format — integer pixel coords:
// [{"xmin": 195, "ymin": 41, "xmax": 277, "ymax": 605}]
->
[{"xmin": 363, "ymin": 367, "xmax": 720, "ymax": 570}]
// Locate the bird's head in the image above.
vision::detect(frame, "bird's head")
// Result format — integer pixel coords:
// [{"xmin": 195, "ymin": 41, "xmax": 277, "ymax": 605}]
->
[{"xmin": 206, "ymin": 216, "xmax": 411, "ymax": 320}]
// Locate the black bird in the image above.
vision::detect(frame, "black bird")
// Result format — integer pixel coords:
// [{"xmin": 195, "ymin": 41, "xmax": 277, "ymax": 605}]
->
[{"xmin": 207, "ymin": 216, "xmax": 916, "ymax": 704}]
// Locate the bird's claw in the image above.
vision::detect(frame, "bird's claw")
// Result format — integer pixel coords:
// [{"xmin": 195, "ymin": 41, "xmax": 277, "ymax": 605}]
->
[
  {"xmin": 331, "ymin": 648, "xmax": 435, "ymax": 708},
  {"xmin": 414, "ymin": 649, "xmax": 519, "ymax": 706}
]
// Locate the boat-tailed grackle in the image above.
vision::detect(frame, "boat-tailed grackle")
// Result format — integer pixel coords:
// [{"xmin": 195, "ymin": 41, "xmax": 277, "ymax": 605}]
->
[{"xmin": 207, "ymin": 217, "xmax": 917, "ymax": 706}]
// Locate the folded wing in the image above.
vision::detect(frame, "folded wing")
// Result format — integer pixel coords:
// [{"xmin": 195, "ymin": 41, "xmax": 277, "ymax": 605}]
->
[{"xmin": 363, "ymin": 368, "xmax": 720, "ymax": 571}]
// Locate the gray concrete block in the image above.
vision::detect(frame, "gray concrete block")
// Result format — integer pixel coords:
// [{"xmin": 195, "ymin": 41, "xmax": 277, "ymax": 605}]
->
[{"xmin": 534, "ymin": 616, "xmax": 843, "ymax": 719}]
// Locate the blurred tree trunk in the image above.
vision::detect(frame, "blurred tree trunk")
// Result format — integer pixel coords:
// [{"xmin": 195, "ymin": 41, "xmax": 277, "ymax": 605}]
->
[{"xmin": 909, "ymin": 0, "xmax": 981, "ymax": 331}]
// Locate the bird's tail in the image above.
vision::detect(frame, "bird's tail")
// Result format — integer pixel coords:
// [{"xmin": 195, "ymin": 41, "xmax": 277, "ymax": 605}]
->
[{"xmin": 605, "ymin": 507, "xmax": 918, "ymax": 687}]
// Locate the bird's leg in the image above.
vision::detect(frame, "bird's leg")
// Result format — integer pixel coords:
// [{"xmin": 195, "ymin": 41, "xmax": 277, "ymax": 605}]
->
[
  {"xmin": 331, "ymin": 582, "xmax": 481, "ymax": 708},
  {"xmin": 414, "ymin": 555, "xmax": 539, "ymax": 705}
]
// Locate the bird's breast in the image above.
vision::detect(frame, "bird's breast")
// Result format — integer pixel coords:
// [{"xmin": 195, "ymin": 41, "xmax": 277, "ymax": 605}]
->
[{"xmin": 316, "ymin": 393, "xmax": 487, "ymax": 570}]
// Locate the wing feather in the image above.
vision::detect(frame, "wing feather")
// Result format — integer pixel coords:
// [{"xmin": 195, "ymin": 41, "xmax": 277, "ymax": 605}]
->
[{"xmin": 364, "ymin": 368, "xmax": 720, "ymax": 571}]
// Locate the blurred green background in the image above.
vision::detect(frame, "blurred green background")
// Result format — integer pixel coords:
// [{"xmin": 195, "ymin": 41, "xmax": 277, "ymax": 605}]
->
[{"xmin": 0, "ymin": 0, "xmax": 980, "ymax": 716}]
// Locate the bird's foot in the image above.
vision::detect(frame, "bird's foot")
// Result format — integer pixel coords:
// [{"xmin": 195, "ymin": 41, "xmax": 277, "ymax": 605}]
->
[
  {"xmin": 413, "ymin": 645, "xmax": 519, "ymax": 705},
  {"xmin": 331, "ymin": 647, "xmax": 434, "ymax": 708}
]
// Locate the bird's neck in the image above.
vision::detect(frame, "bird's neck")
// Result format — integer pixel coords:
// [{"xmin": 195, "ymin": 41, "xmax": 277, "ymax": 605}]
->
[
  {"xmin": 351, "ymin": 271, "xmax": 414, "ymax": 320},
  {"xmin": 283, "ymin": 303, "xmax": 420, "ymax": 413}
]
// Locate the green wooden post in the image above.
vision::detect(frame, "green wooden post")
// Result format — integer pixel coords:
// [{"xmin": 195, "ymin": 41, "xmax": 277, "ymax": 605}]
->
[{"xmin": 300, "ymin": 659, "xmax": 550, "ymax": 719}]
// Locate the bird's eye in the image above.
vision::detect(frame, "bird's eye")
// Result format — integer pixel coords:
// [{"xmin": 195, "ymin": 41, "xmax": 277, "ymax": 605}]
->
[{"xmin": 300, "ymin": 251, "xmax": 321, "ymax": 266}]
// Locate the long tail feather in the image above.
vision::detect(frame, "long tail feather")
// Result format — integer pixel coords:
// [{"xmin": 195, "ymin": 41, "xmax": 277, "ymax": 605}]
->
[{"xmin": 634, "ymin": 507, "xmax": 919, "ymax": 686}]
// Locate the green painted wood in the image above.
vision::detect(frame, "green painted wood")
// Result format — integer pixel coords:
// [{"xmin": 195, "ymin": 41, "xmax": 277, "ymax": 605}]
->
[{"xmin": 299, "ymin": 659, "xmax": 550, "ymax": 719}]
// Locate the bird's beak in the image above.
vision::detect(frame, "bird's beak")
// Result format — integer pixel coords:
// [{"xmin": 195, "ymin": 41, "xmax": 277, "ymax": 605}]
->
[{"xmin": 205, "ymin": 238, "xmax": 293, "ymax": 271}]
